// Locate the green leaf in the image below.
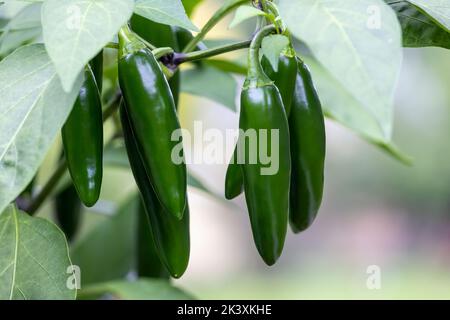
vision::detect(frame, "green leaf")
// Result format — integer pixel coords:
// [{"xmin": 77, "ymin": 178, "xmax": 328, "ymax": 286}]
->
[
  {"xmin": 70, "ymin": 197, "xmax": 137, "ymax": 286},
  {"xmin": 0, "ymin": 3, "xmax": 42, "ymax": 56},
  {"xmin": 135, "ymin": 0, "xmax": 199, "ymax": 31},
  {"xmin": 182, "ymin": 0, "xmax": 203, "ymax": 16},
  {"xmin": 0, "ymin": 2, "xmax": 40, "ymax": 31},
  {"xmin": 407, "ymin": 0, "xmax": 450, "ymax": 32},
  {"xmin": 261, "ymin": 34, "xmax": 289, "ymax": 72},
  {"xmin": 0, "ymin": 44, "xmax": 82, "ymax": 218},
  {"xmin": 0, "ymin": 28, "xmax": 41, "ymax": 57},
  {"xmin": 229, "ymin": 5, "xmax": 266, "ymax": 29},
  {"xmin": 387, "ymin": 0, "xmax": 450, "ymax": 49},
  {"xmin": 181, "ymin": 65, "xmax": 237, "ymax": 111},
  {"xmin": 280, "ymin": 0, "xmax": 403, "ymax": 142},
  {"xmin": 0, "ymin": 2, "xmax": 42, "ymax": 56},
  {"xmin": 303, "ymin": 55, "xmax": 412, "ymax": 164},
  {"xmin": 0, "ymin": 205, "xmax": 75, "ymax": 300},
  {"xmin": 0, "ymin": 2, "xmax": 29, "ymax": 18},
  {"xmin": 42, "ymin": 0, "xmax": 135, "ymax": 92},
  {"xmin": 78, "ymin": 279, "xmax": 194, "ymax": 300}
]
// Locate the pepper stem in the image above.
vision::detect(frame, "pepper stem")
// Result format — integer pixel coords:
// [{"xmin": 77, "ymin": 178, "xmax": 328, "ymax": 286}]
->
[
  {"xmin": 118, "ymin": 25, "xmax": 146, "ymax": 58},
  {"xmin": 245, "ymin": 25, "xmax": 277, "ymax": 88}
]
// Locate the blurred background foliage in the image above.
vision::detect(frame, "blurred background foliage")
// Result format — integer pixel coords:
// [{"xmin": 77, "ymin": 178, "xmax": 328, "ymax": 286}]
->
[{"xmin": 2, "ymin": 0, "xmax": 449, "ymax": 299}]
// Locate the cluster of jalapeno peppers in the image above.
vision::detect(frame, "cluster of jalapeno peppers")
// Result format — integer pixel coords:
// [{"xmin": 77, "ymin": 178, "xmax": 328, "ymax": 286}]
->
[
  {"xmin": 225, "ymin": 25, "xmax": 326, "ymax": 265},
  {"xmin": 55, "ymin": 7, "xmax": 325, "ymax": 275}
]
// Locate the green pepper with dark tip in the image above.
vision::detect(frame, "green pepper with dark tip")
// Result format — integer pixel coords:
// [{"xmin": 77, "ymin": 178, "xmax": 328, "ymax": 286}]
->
[
  {"xmin": 224, "ymin": 148, "xmax": 243, "ymax": 200},
  {"xmin": 136, "ymin": 197, "xmax": 170, "ymax": 279},
  {"xmin": 118, "ymin": 26, "xmax": 187, "ymax": 219},
  {"xmin": 130, "ymin": 14, "xmax": 181, "ymax": 106},
  {"xmin": 62, "ymin": 64, "xmax": 103, "ymax": 207},
  {"xmin": 120, "ymin": 100, "xmax": 190, "ymax": 278},
  {"xmin": 237, "ymin": 25, "xmax": 290, "ymax": 265},
  {"xmin": 289, "ymin": 59, "xmax": 326, "ymax": 233}
]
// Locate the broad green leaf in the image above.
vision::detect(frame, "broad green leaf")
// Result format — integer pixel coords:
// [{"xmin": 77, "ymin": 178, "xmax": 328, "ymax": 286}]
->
[
  {"xmin": 303, "ymin": 55, "xmax": 412, "ymax": 164},
  {"xmin": 408, "ymin": 0, "xmax": 450, "ymax": 32},
  {"xmin": 0, "ymin": 1, "xmax": 28, "ymax": 19},
  {"xmin": 42, "ymin": 0, "xmax": 134, "ymax": 92},
  {"xmin": 135, "ymin": 0, "xmax": 198, "ymax": 31},
  {"xmin": 181, "ymin": 65, "xmax": 237, "ymax": 111},
  {"xmin": 0, "ymin": 2, "xmax": 42, "ymax": 56},
  {"xmin": 261, "ymin": 34, "xmax": 289, "ymax": 72},
  {"xmin": 0, "ymin": 2, "xmax": 40, "ymax": 31},
  {"xmin": 280, "ymin": 0, "xmax": 403, "ymax": 142},
  {"xmin": 0, "ymin": 205, "xmax": 75, "ymax": 300},
  {"xmin": 182, "ymin": 0, "xmax": 203, "ymax": 16},
  {"xmin": 229, "ymin": 5, "xmax": 266, "ymax": 29},
  {"xmin": 0, "ymin": 44, "xmax": 82, "ymax": 217},
  {"xmin": 0, "ymin": 28, "xmax": 41, "ymax": 56},
  {"xmin": 78, "ymin": 279, "xmax": 194, "ymax": 300},
  {"xmin": 387, "ymin": 0, "xmax": 450, "ymax": 49},
  {"xmin": 70, "ymin": 197, "xmax": 137, "ymax": 286}
]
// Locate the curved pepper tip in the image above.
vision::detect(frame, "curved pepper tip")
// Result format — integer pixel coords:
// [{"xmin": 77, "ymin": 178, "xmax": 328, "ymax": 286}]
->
[
  {"xmin": 80, "ymin": 191, "xmax": 101, "ymax": 208},
  {"xmin": 260, "ymin": 253, "xmax": 279, "ymax": 267},
  {"xmin": 165, "ymin": 256, "xmax": 190, "ymax": 279}
]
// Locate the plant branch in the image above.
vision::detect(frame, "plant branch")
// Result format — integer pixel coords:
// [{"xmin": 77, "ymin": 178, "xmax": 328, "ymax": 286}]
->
[
  {"xmin": 182, "ymin": 0, "xmax": 249, "ymax": 53},
  {"xmin": 26, "ymin": 93, "xmax": 122, "ymax": 216},
  {"xmin": 175, "ymin": 40, "xmax": 251, "ymax": 65},
  {"xmin": 27, "ymin": 161, "xmax": 67, "ymax": 216}
]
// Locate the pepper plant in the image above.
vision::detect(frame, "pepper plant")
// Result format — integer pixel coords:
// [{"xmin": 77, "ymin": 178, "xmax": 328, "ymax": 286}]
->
[{"xmin": 0, "ymin": 0, "xmax": 449, "ymax": 300}]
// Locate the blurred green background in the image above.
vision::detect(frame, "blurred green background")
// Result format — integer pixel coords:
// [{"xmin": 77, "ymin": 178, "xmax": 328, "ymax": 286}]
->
[{"xmin": 10, "ymin": 0, "xmax": 448, "ymax": 299}]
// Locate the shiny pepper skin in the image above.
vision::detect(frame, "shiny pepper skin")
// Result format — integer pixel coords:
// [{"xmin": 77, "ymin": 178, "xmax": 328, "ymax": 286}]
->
[
  {"xmin": 261, "ymin": 53, "xmax": 297, "ymax": 116},
  {"xmin": 118, "ymin": 42, "xmax": 187, "ymax": 219},
  {"xmin": 225, "ymin": 54, "xmax": 297, "ymax": 200},
  {"xmin": 120, "ymin": 101, "xmax": 190, "ymax": 278},
  {"xmin": 239, "ymin": 84, "xmax": 291, "ymax": 265},
  {"xmin": 62, "ymin": 65, "xmax": 103, "ymax": 207},
  {"xmin": 289, "ymin": 60, "xmax": 326, "ymax": 233},
  {"xmin": 130, "ymin": 14, "xmax": 181, "ymax": 106},
  {"xmin": 119, "ymin": 31, "xmax": 187, "ymax": 219}
]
